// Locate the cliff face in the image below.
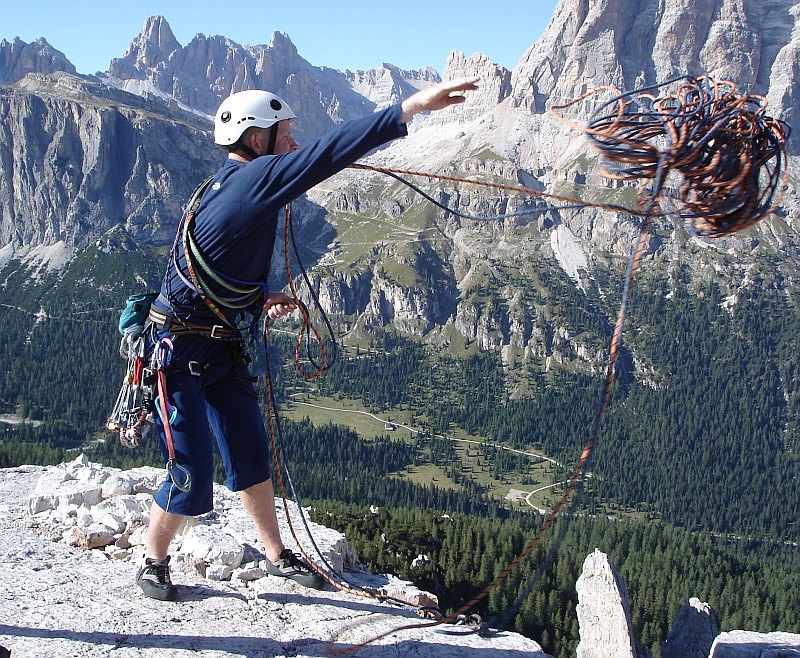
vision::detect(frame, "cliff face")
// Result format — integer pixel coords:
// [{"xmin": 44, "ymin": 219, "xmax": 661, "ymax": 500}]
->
[
  {"xmin": 0, "ymin": 2, "xmax": 798, "ymax": 360},
  {"xmin": 510, "ymin": 0, "xmax": 798, "ymax": 107},
  {"xmin": 0, "ymin": 72, "xmax": 221, "ymax": 251},
  {"xmin": 507, "ymin": 0, "xmax": 800, "ymax": 173},
  {"xmin": 345, "ymin": 64, "xmax": 441, "ymax": 110}
]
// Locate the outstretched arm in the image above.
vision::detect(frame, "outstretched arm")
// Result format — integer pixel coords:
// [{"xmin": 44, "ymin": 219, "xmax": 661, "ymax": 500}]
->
[{"xmin": 401, "ymin": 77, "xmax": 480, "ymax": 123}]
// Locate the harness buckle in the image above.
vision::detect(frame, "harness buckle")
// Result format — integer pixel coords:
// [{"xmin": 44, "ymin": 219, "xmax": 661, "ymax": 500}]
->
[
  {"xmin": 187, "ymin": 361, "xmax": 203, "ymax": 377},
  {"xmin": 210, "ymin": 324, "xmax": 226, "ymax": 339}
]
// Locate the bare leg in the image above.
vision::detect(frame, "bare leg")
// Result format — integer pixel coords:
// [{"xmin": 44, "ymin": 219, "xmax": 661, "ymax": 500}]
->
[
  {"xmin": 239, "ymin": 478, "xmax": 285, "ymax": 562},
  {"xmin": 145, "ymin": 501, "xmax": 187, "ymax": 561}
]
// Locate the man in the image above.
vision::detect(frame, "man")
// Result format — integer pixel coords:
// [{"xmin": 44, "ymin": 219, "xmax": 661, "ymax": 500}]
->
[{"xmin": 136, "ymin": 76, "xmax": 480, "ymax": 601}]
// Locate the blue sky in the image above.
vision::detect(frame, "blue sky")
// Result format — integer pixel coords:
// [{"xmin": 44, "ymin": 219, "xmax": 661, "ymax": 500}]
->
[{"xmin": 2, "ymin": 1, "xmax": 560, "ymax": 75}]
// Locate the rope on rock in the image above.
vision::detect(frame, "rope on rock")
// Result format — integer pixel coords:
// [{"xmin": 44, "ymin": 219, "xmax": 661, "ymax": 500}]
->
[{"xmin": 262, "ymin": 74, "xmax": 790, "ymax": 651}]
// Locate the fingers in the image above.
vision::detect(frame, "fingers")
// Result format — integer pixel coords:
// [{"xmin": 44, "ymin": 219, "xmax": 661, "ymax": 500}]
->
[
  {"xmin": 432, "ymin": 77, "xmax": 480, "ymax": 106},
  {"xmin": 445, "ymin": 76, "xmax": 480, "ymax": 92},
  {"xmin": 266, "ymin": 302, "xmax": 296, "ymax": 320},
  {"xmin": 263, "ymin": 293, "xmax": 297, "ymax": 320},
  {"xmin": 401, "ymin": 77, "xmax": 480, "ymax": 121}
]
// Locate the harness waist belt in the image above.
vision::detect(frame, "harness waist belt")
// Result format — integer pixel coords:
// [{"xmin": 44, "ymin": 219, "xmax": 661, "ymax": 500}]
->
[{"xmin": 148, "ymin": 307, "xmax": 236, "ymax": 340}]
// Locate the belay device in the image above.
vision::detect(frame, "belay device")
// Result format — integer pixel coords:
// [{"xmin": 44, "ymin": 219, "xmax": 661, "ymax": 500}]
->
[{"xmin": 106, "ymin": 293, "xmax": 159, "ymax": 447}]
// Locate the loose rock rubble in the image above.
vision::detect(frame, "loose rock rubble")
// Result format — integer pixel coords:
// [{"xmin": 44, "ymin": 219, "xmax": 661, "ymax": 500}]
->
[
  {"xmin": 2, "ymin": 455, "xmax": 551, "ymax": 658},
  {"xmin": 26, "ymin": 454, "xmax": 397, "ymax": 589}
]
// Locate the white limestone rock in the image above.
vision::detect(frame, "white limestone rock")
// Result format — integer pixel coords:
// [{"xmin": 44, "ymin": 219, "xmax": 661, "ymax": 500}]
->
[
  {"xmin": 92, "ymin": 494, "xmax": 148, "ymax": 519},
  {"xmin": 62, "ymin": 523, "xmax": 116, "ymax": 550},
  {"xmin": 179, "ymin": 524, "xmax": 245, "ymax": 569},
  {"xmin": 234, "ymin": 564, "xmax": 266, "ymax": 582},
  {"xmin": 709, "ymin": 630, "xmax": 800, "ymax": 657},
  {"xmin": 27, "ymin": 491, "xmax": 59, "ymax": 515},
  {"xmin": 575, "ymin": 548, "xmax": 642, "ymax": 658},
  {"xmin": 125, "ymin": 466, "xmax": 165, "ymax": 494},
  {"xmin": 54, "ymin": 481, "xmax": 104, "ymax": 510},
  {"xmin": 101, "ymin": 473, "xmax": 134, "ymax": 498},
  {"xmin": 205, "ymin": 563, "xmax": 232, "ymax": 581},
  {"xmin": 126, "ymin": 524, "xmax": 148, "ymax": 547},
  {"xmin": 98, "ymin": 512, "xmax": 126, "ymax": 534},
  {"xmin": 32, "ymin": 465, "xmax": 72, "ymax": 493}
]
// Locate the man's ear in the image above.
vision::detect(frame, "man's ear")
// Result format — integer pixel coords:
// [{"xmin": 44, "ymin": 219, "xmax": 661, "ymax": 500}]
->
[{"xmin": 244, "ymin": 128, "xmax": 262, "ymax": 155}]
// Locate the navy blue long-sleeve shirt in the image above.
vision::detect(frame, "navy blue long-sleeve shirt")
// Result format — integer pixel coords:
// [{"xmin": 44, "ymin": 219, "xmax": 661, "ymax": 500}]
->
[{"xmin": 157, "ymin": 103, "xmax": 407, "ymax": 325}]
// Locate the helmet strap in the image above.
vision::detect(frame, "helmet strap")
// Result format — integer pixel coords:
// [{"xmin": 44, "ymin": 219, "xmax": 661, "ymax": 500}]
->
[
  {"xmin": 266, "ymin": 124, "xmax": 278, "ymax": 156},
  {"xmin": 237, "ymin": 142, "xmax": 260, "ymax": 160},
  {"xmin": 234, "ymin": 124, "xmax": 277, "ymax": 160}
]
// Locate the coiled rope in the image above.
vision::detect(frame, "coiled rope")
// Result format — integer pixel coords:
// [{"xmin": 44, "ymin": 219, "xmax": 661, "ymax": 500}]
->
[
  {"xmin": 260, "ymin": 203, "xmax": 449, "ymax": 616},
  {"xmin": 553, "ymin": 74, "xmax": 790, "ymax": 236},
  {"xmin": 263, "ymin": 74, "xmax": 790, "ymax": 651}
]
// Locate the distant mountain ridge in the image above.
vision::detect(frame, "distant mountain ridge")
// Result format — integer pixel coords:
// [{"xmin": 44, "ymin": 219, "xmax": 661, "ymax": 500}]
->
[
  {"xmin": 0, "ymin": 36, "xmax": 75, "ymax": 84},
  {"xmin": 0, "ymin": 1, "xmax": 798, "ymax": 358},
  {"xmin": 1, "ymin": 8, "xmax": 799, "ymax": 653},
  {"xmin": 104, "ymin": 15, "xmax": 439, "ymax": 143}
]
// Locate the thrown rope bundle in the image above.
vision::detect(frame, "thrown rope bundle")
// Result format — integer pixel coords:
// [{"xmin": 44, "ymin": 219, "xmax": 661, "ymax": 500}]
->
[
  {"xmin": 553, "ymin": 75, "xmax": 790, "ymax": 237},
  {"xmin": 267, "ymin": 74, "xmax": 792, "ymax": 652}
]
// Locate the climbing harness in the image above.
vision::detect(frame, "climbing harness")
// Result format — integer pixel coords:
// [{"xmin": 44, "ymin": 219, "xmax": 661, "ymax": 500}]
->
[
  {"xmin": 147, "ymin": 300, "xmax": 237, "ymax": 340},
  {"xmin": 106, "ymin": 175, "xmax": 241, "ymax": 487}
]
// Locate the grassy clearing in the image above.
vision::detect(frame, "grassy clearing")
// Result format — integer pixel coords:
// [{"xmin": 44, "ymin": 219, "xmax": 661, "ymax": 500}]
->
[
  {"xmin": 280, "ymin": 391, "xmax": 566, "ymax": 513},
  {"xmin": 282, "ymin": 395, "xmax": 416, "ymax": 441},
  {"xmin": 393, "ymin": 463, "xmax": 461, "ymax": 491}
]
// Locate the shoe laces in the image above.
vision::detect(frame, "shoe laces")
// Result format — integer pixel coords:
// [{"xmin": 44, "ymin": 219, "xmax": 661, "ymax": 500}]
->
[
  {"xmin": 148, "ymin": 560, "xmax": 172, "ymax": 584},
  {"xmin": 279, "ymin": 550, "xmax": 312, "ymax": 572}
]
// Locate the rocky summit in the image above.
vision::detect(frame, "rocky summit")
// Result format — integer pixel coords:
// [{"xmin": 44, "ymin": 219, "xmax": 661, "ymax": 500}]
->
[
  {"xmin": 3, "ymin": 457, "xmax": 799, "ymax": 657},
  {"xmin": 3, "ymin": 456, "xmax": 550, "ymax": 658}
]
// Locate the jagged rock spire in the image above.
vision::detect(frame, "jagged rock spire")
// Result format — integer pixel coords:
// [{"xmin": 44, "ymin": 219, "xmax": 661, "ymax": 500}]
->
[{"xmin": 0, "ymin": 36, "xmax": 75, "ymax": 84}]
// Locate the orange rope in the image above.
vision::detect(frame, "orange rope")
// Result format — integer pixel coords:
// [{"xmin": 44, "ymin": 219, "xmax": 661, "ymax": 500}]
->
[{"xmin": 261, "ymin": 75, "xmax": 790, "ymax": 651}]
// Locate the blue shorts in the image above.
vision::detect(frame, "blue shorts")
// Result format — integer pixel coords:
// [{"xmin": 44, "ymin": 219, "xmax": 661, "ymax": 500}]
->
[{"xmin": 151, "ymin": 336, "xmax": 272, "ymax": 516}]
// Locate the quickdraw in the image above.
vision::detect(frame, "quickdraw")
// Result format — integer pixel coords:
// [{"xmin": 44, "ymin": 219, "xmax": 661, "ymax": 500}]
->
[
  {"xmin": 106, "ymin": 331, "xmax": 191, "ymax": 491},
  {"xmin": 154, "ymin": 337, "xmax": 191, "ymax": 492},
  {"xmin": 106, "ymin": 327, "xmax": 154, "ymax": 448}
]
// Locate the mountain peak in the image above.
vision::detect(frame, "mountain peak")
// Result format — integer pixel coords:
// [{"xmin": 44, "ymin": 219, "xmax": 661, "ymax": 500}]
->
[
  {"xmin": 0, "ymin": 35, "xmax": 76, "ymax": 84},
  {"xmin": 124, "ymin": 15, "xmax": 180, "ymax": 68},
  {"xmin": 267, "ymin": 30, "xmax": 298, "ymax": 56}
]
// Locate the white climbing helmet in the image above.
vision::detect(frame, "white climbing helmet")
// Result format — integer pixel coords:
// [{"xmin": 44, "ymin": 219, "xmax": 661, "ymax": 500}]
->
[{"xmin": 214, "ymin": 90, "xmax": 296, "ymax": 146}]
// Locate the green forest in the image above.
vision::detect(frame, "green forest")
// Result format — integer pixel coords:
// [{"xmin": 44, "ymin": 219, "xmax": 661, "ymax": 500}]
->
[{"xmin": 1, "ymin": 244, "xmax": 799, "ymax": 657}]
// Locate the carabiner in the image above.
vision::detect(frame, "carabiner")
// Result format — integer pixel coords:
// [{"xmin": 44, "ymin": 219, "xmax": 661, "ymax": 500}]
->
[
  {"xmin": 166, "ymin": 459, "xmax": 192, "ymax": 492},
  {"xmin": 154, "ymin": 395, "xmax": 178, "ymax": 425},
  {"xmin": 156, "ymin": 337, "xmax": 174, "ymax": 369}
]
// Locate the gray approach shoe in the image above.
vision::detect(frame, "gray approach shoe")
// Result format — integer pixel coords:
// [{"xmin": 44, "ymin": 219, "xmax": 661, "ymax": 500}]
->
[
  {"xmin": 267, "ymin": 549, "xmax": 325, "ymax": 589},
  {"xmin": 136, "ymin": 556, "xmax": 178, "ymax": 601}
]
